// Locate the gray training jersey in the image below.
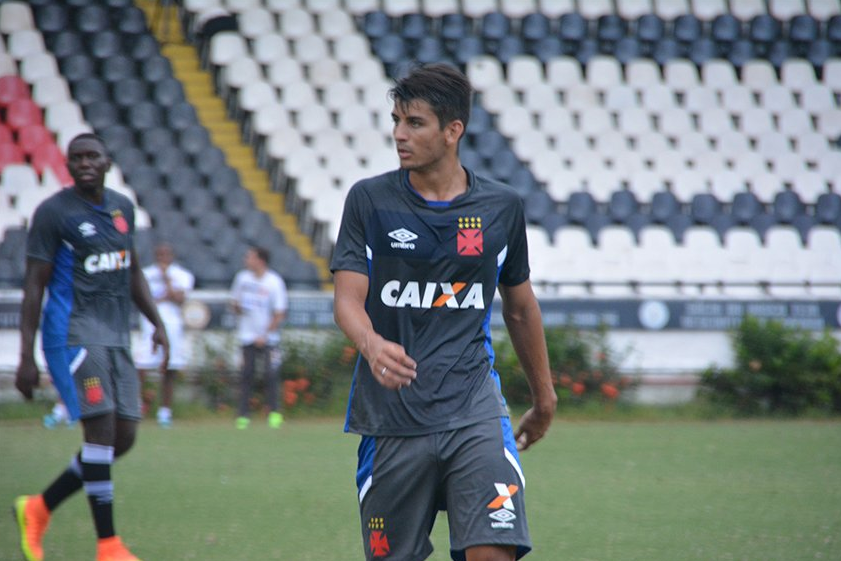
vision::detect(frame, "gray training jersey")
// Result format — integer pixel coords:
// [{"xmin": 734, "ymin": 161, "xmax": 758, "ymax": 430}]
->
[
  {"xmin": 27, "ymin": 187, "xmax": 136, "ymax": 349},
  {"xmin": 331, "ymin": 168, "xmax": 531, "ymax": 437}
]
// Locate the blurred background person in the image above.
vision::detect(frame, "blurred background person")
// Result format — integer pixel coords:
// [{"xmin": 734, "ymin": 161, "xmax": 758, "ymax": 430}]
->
[
  {"xmin": 135, "ymin": 242, "xmax": 195, "ymax": 428},
  {"xmin": 229, "ymin": 246, "xmax": 288, "ymax": 430}
]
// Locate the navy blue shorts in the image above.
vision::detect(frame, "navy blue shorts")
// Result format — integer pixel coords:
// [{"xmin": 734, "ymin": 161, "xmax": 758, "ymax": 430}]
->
[{"xmin": 355, "ymin": 417, "xmax": 531, "ymax": 561}]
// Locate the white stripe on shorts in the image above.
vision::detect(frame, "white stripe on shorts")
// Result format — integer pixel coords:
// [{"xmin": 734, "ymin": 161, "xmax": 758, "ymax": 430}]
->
[
  {"xmin": 69, "ymin": 347, "xmax": 88, "ymax": 375},
  {"xmin": 358, "ymin": 474, "xmax": 372, "ymax": 504},
  {"xmin": 504, "ymin": 447, "xmax": 526, "ymax": 489}
]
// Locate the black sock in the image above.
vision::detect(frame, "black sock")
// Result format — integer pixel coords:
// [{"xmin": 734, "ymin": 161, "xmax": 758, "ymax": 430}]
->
[
  {"xmin": 42, "ymin": 453, "xmax": 83, "ymax": 511},
  {"xmin": 81, "ymin": 443, "xmax": 115, "ymax": 539}
]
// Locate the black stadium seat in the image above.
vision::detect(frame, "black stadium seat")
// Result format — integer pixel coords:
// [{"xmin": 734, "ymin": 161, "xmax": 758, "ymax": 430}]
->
[
  {"xmin": 61, "ymin": 54, "xmax": 95, "ymax": 83},
  {"xmin": 773, "ymin": 190, "xmax": 805, "ymax": 223},
  {"xmin": 130, "ymin": 34, "xmax": 160, "ymax": 61},
  {"xmin": 73, "ymin": 78, "xmax": 109, "ymax": 105},
  {"xmin": 363, "ymin": 11, "xmax": 391, "ymax": 40},
  {"xmin": 711, "ymin": 13, "xmax": 742, "ymax": 47},
  {"xmin": 608, "ymin": 190, "xmax": 639, "ymax": 223},
  {"xmin": 816, "ymin": 192, "xmax": 841, "ymax": 224},
  {"xmin": 495, "ymin": 36, "xmax": 525, "ymax": 63},
  {"xmin": 481, "ymin": 12, "xmax": 510, "ymax": 44},
  {"xmin": 636, "ymin": 14, "xmax": 665, "ymax": 47},
  {"xmin": 524, "ymin": 189, "xmax": 555, "ymax": 223},
  {"xmin": 76, "ymin": 4, "xmax": 109, "ymax": 34},
  {"xmin": 113, "ymin": 77, "xmax": 149, "ymax": 108},
  {"xmin": 673, "ymin": 14, "xmax": 702, "ymax": 45},
  {"xmin": 596, "ymin": 14, "xmax": 627, "ymax": 52},
  {"xmin": 789, "ymin": 14, "xmax": 819, "ymax": 53},
  {"xmin": 532, "ymin": 36, "xmax": 564, "ymax": 63},
  {"xmin": 731, "ymin": 191, "xmax": 763, "ymax": 225},
  {"xmin": 651, "ymin": 191, "xmax": 681, "ymax": 223},
  {"xmin": 690, "ymin": 37, "xmax": 718, "ymax": 66},
  {"xmin": 567, "ymin": 191, "xmax": 597, "ymax": 224},
  {"xmin": 139, "ymin": 126, "xmax": 176, "ymax": 154},
  {"xmin": 415, "ymin": 36, "xmax": 446, "ymax": 64},
  {"xmin": 614, "ymin": 37, "xmax": 641, "ymax": 64},
  {"xmin": 728, "ymin": 39, "xmax": 756, "ymax": 70},
  {"xmin": 521, "ymin": 13, "xmax": 550, "ymax": 44},
  {"xmin": 84, "ymin": 100, "xmax": 120, "ymax": 130},
  {"xmin": 400, "ymin": 13, "xmax": 429, "ymax": 42},
  {"xmin": 749, "ymin": 14, "xmax": 781, "ymax": 52},
  {"xmin": 35, "ymin": 3, "xmax": 69, "ymax": 34},
  {"xmin": 49, "ymin": 30, "xmax": 83, "ymax": 59},
  {"xmin": 690, "ymin": 193, "xmax": 722, "ymax": 225},
  {"xmin": 559, "ymin": 12, "xmax": 588, "ymax": 43},
  {"xmin": 652, "ymin": 37, "xmax": 681, "ymax": 65},
  {"xmin": 90, "ymin": 30, "xmax": 124, "ymax": 60}
]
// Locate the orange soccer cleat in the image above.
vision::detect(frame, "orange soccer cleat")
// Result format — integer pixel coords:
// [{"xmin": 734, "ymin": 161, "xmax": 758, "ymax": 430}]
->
[
  {"xmin": 13, "ymin": 495, "xmax": 50, "ymax": 561},
  {"xmin": 96, "ymin": 536, "xmax": 143, "ymax": 561}
]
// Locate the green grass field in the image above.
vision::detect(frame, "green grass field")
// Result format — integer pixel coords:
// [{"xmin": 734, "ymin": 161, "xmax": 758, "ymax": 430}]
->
[{"xmin": 1, "ymin": 416, "xmax": 840, "ymax": 561}]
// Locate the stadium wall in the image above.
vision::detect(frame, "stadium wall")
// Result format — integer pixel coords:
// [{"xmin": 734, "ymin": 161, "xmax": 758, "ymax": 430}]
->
[{"xmin": 1, "ymin": 290, "xmax": 839, "ymax": 405}]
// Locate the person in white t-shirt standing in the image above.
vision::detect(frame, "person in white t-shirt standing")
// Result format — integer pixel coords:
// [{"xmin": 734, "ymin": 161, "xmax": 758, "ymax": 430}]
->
[
  {"xmin": 135, "ymin": 242, "xmax": 195, "ymax": 427},
  {"xmin": 229, "ymin": 246, "xmax": 288, "ymax": 430}
]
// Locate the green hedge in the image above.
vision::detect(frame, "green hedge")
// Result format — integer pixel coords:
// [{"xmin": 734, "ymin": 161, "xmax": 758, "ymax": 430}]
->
[
  {"xmin": 192, "ymin": 326, "xmax": 632, "ymax": 413},
  {"xmin": 699, "ymin": 317, "xmax": 841, "ymax": 416}
]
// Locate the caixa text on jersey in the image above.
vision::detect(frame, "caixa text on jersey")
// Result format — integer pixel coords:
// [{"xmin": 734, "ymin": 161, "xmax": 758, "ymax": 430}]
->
[
  {"xmin": 84, "ymin": 250, "xmax": 131, "ymax": 274},
  {"xmin": 380, "ymin": 280, "xmax": 485, "ymax": 309}
]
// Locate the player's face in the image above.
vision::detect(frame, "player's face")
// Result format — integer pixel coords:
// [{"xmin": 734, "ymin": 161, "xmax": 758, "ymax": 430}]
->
[
  {"xmin": 155, "ymin": 244, "xmax": 174, "ymax": 267},
  {"xmin": 392, "ymin": 99, "xmax": 459, "ymax": 172},
  {"xmin": 67, "ymin": 138, "xmax": 111, "ymax": 190}
]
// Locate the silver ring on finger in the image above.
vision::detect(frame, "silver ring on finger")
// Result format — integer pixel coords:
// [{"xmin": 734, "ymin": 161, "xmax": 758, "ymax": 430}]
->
[{"xmin": 381, "ymin": 366, "xmax": 388, "ymax": 377}]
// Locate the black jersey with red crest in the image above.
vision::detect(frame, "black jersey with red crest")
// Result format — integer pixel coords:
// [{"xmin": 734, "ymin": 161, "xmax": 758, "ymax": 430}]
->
[{"xmin": 331, "ymin": 169, "xmax": 531, "ymax": 436}]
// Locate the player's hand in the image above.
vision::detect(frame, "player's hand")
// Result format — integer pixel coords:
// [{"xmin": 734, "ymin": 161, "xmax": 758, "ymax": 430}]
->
[
  {"xmin": 366, "ymin": 334, "xmax": 416, "ymax": 390},
  {"xmin": 152, "ymin": 327, "xmax": 170, "ymax": 373},
  {"xmin": 514, "ymin": 404, "xmax": 555, "ymax": 452},
  {"xmin": 15, "ymin": 356, "xmax": 40, "ymax": 400}
]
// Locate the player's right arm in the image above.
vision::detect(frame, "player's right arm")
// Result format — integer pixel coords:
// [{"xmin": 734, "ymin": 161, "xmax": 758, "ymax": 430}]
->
[
  {"xmin": 16, "ymin": 258, "xmax": 53, "ymax": 399},
  {"xmin": 333, "ymin": 270, "xmax": 416, "ymax": 389}
]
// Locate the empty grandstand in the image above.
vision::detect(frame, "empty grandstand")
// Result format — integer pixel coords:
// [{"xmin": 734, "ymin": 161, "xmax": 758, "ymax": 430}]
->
[{"xmin": 0, "ymin": 0, "xmax": 839, "ymax": 332}]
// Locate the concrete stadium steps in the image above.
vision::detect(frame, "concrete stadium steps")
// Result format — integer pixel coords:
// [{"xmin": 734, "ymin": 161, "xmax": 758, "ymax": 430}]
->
[{"xmin": 135, "ymin": 0, "xmax": 330, "ymax": 285}]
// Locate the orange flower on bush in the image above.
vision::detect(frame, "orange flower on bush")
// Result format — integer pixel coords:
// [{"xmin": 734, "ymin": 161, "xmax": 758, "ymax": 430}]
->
[
  {"xmin": 558, "ymin": 374, "xmax": 572, "ymax": 387},
  {"xmin": 601, "ymin": 383, "xmax": 619, "ymax": 400},
  {"xmin": 341, "ymin": 346, "xmax": 357, "ymax": 365},
  {"xmin": 571, "ymin": 382, "xmax": 586, "ymax": 395}
]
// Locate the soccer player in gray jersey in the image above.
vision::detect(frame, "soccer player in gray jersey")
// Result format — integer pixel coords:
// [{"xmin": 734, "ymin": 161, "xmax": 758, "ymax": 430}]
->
[
  {"xmin": 13, "ymin": 133, "xmax": 168, "ymax": 561},
  {"xmin": 332, "ymin": 64, "xmax": 557, "ymax": 561}
]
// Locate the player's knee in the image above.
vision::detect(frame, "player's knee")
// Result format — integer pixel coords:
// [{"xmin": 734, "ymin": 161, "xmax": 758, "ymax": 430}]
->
[
  {"xmin": 464, "ymin": 545, "xmax": 517, "ymax": 561},
  {"xmin": 114, "ymin": 424, "xmax": 138, "ymax": 457}
]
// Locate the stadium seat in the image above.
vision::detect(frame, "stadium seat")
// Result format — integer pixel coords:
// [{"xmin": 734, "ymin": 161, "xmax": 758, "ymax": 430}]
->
[
  {"xmin": 7, "ymin": 29, "xmax": 45, "ymax": 60},
  {"xmin": 6, "ymin": 99, "xmax": 44, "ymax": 131},
  {"xmin": 0, "ymin": 2, "xmax": 35, "ymax": 34},
  {"xmin": 0, "ymin": 76, "xmax": 30, "ymax": 108},
  {"xmin": 749, "ymin": 14, "xmax": 782, "ymax": 52},
  {"xmin": 559, "ymin": 12, "xmax": 588, "ymax": 44}
]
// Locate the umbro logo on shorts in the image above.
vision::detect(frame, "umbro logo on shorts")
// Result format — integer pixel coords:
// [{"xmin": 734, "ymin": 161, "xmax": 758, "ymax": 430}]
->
[{"xmin": 487, "ymin": 483, "xmax": 519, "ymax": 529}]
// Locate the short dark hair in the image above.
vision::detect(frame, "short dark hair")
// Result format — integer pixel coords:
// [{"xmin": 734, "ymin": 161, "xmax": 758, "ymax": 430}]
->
[
  {"xmin": 68, "ymin": 132, "xmax": 110, "ymax": 156},
  {"xmin": 252, "ymin": 246, "xmax": 270, "ymax": 264},
  {"xmin": 389, "ymin": 63, "xmax": 472, "ymax": 134}
]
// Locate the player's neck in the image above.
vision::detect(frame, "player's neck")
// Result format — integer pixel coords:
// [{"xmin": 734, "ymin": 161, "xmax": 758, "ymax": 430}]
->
[
  {"xmin": 73, "ymin": 184, "xmax": 105, "ymax": 206},
  {"xmin": 408, "ymin": 159, "xmax": 467, "ymax": 202}
]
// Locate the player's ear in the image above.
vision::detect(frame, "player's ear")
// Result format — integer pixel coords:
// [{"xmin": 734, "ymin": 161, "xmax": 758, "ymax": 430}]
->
[{"xmin": 444, "ymin": 119, "xmax": 464, "ymax": 146}]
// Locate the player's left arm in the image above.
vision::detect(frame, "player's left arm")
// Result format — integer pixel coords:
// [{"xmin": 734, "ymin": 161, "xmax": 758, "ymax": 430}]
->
[
  {"xmin": 499, "ymin": 280, "xmax": 557, "ymax": 451},
  {"xmin": 131, "ymin": 246, "xmax": 170, "ymax": 369}
]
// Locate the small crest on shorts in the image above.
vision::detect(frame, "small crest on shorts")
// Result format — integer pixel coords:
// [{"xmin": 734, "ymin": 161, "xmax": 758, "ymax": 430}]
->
[
  {"xmin": 83, "ymin": 377, "xmax": 104, "ymax": 404},
  {"xmin": 111, "ymin": 210, "xmax": 129, "ymax": 234},
  {"xmin": 368, "ymin": 517, "xmax": 390, "ymax": 557}
]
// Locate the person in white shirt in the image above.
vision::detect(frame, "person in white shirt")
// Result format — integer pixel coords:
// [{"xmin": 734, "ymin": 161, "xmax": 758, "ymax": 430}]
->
[
  {"xmin": 229, "ymin": 246, "xmax": 288, "ymax": 429},
  {"xmin": 135, "ymin": 242, "xmax": 195, "ymax": 427}
]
